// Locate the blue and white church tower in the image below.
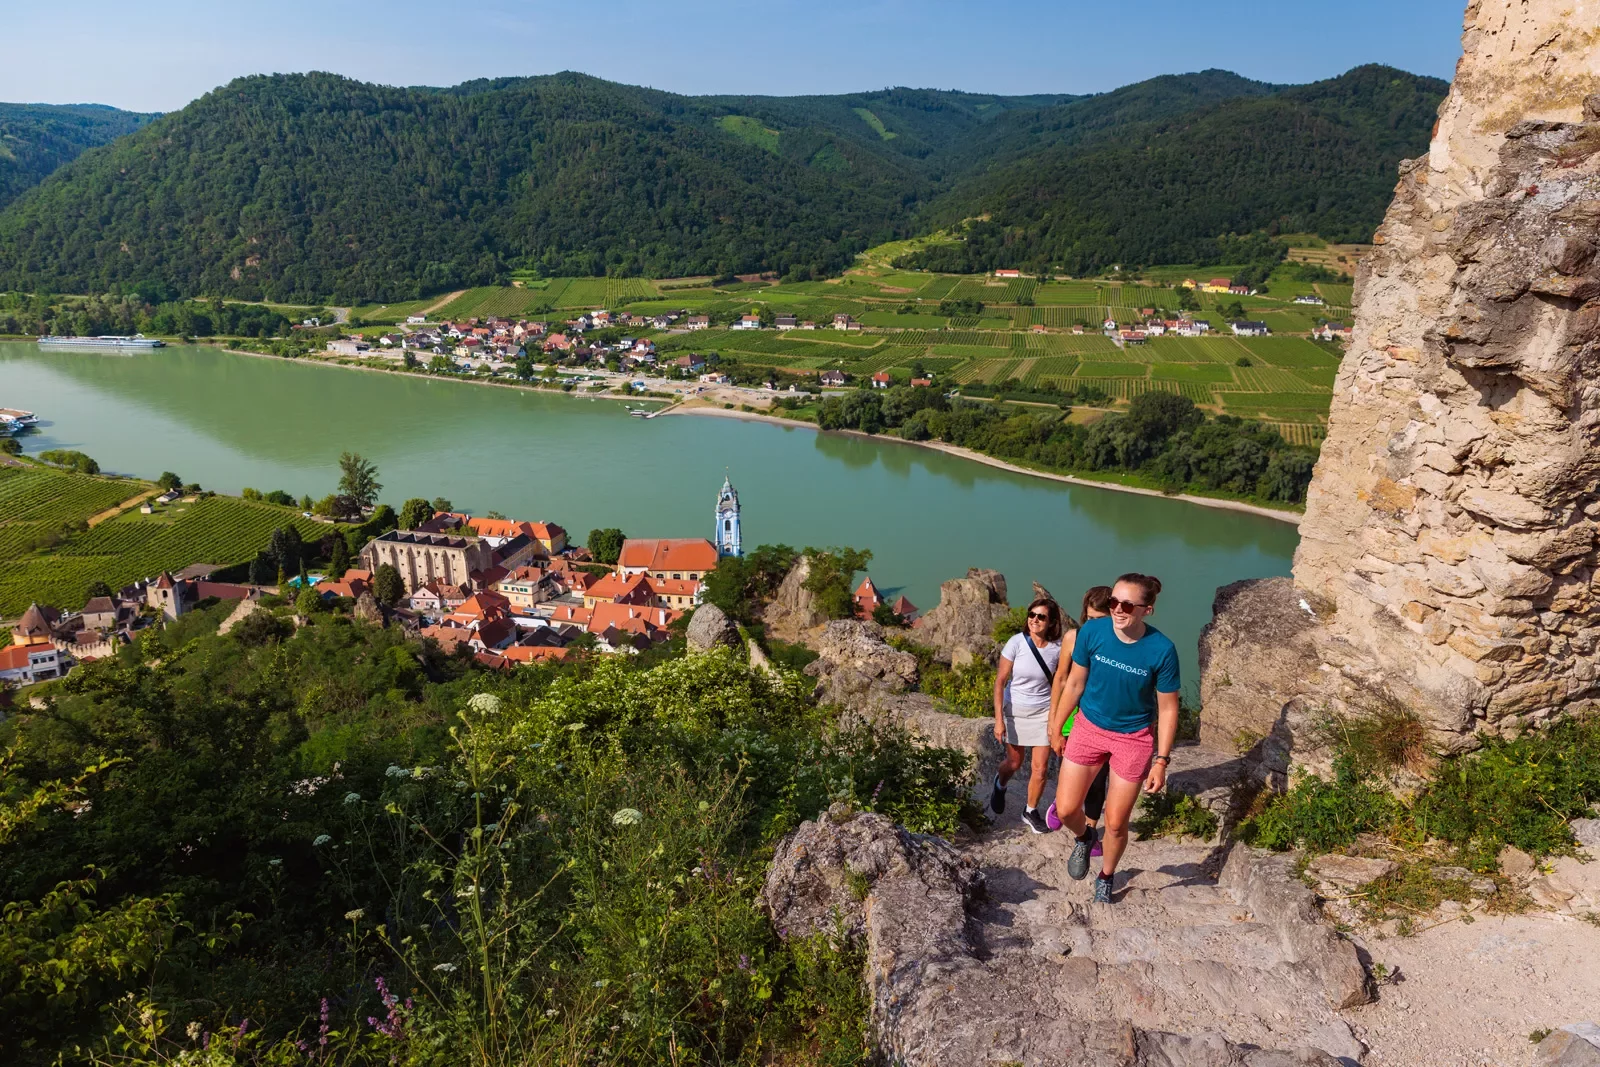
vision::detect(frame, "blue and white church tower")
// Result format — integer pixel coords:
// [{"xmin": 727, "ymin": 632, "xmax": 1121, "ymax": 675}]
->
[{"xmin": 714, "ymin": 474, "xmax": 742, "ymax": 558}]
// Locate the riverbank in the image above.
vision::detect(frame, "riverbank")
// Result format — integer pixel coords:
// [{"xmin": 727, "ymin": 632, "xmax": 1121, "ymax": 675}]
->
[{"xmin": 664, "ymin": 401, "xmax": 1304, "ymax": 526}]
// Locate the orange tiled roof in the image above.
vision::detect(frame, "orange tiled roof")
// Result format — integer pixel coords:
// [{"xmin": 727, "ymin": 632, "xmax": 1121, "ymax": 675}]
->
[
  {"xmin": 617, "ymin": 538, "xmax": 718, "ymax": 572},
  {"xmin": 501, "ymin": 645, "xmax": 570, "ymax": 663},
  {"xmin": 587, "ymin": 603, "xmax": 679, "ymax": 636},
  {"xmin": 646, "ymin": 576, "xmax": 701, "ymax": 599}
]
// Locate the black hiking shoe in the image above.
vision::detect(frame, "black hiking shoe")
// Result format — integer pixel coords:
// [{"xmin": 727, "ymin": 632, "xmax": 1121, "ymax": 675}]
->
[
  {"xmin": 1093, "ymin": 873, "xmax": 1115, "ymax": 904},
  {"xmin": 990, "ymin": 775, "xmax": 1006, "ymax": 815},
  {"xmin": 1067, "ymin": 830, "xmax": 1094, "ymax": 880},
  {"xmin": 1022, "ymin": 807, "xmax": 1050, "ymax": 834}
]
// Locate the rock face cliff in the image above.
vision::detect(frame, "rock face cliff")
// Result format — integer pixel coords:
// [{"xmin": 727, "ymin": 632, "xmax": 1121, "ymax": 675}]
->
[{"xmin": 1204, "ymin": 1, "xmax": 1600, "ymax": 767}]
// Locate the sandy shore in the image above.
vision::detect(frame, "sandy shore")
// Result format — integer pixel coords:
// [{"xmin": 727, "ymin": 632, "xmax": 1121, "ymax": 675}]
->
[{"xmin": 666, "ymin": 402, "xmax": 1304, "ymax": 526}]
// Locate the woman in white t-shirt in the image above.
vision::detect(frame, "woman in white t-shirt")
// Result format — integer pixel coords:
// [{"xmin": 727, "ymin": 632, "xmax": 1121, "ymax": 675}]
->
[{"xmin": 989, "ymin": 597, "xmax": 1065, "ymax": 833}]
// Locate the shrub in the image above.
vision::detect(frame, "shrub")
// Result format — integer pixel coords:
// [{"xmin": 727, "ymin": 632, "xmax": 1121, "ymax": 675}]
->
[
  {"xmin": 1238, "ymin": 754, "xmax": 1399, "ymax": 852},
  {"xmin": 1133, "ymin": 791, "xmax": 1219, "ymax": 841}
]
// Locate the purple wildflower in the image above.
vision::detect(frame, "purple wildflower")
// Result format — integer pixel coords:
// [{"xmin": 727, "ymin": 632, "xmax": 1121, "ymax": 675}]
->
[{"xmin": 737, "ymin": 954, "xmax": 751, "ymax": 972}]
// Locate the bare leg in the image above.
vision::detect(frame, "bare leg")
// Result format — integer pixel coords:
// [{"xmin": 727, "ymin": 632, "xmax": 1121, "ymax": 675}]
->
[
  {"xmin": 1097, "ymin": 772, "xmax": 1144, "ymax": 877},
  {"xmin": 1053, "ymin": 760, "xmax": 1101, "ymax": 838},
  {"xmin": 996, "ymin": 743, "xmax": 1025, "ymax": 786},
  {"xmin": 1026, "ymin": 745, "xmax": 1051, "ymax": 809}
]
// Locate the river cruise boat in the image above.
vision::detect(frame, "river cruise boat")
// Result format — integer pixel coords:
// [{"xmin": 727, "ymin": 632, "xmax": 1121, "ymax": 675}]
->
[
  {"xmin": 36, "ymin": 334, "xmax": 164, "ymax": 350},
  {"xmin": 0, "ymin": 408, "xmax": 39, "ymax": 427}
]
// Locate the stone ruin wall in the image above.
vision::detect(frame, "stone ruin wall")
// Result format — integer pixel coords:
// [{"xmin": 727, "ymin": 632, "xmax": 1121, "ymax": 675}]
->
[{"xmin": 1204, "ymin": 0, "xmax": 1600, "ymax": 763}]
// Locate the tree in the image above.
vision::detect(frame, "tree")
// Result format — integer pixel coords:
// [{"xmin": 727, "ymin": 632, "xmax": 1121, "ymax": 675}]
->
[
  {"xmin": 84, "ymin": 580, "xmax": 113, "ymax": 601},
  {"xmin": 337, "ymin": 452, "xmax": 381, "ymax": 511},
  {"xmin": 372, "ymin": 564, "xmax": 405, "ymax": 608},
  {"xmin": 295, "ymin": 587, "xmax": 322, "ymax": 616},
  {"xmin": 431, "ymin": 497, "xmax": 453, "ymax": 513},
  {"xmin": 156, "ymin": 471, "xmax": 181, "ymax": 491},
  {"xmin": 801, "ymin": 546, "xmax": 873, "ymax": 619},
  {"xmin": 872, "ymin": 601, "xmax": 904, "ymax": 628},
  {"xmin": 268, "ymin": 526, "xmax": 304, "ymax": 572},
  {"xmin": 587, "ymin": 528, "xmax": 626, "ymax": 565},
  {"xmin": 0, "ymin": 439, "xmax": 20, "ymax": 456},
  {"xmin": 399, "ymin": 498, "xmax": 434, "ymax": 530},
  {"xmin": 701, "ymin": 544, "xmax": 797, "ymax": 622},
  {"xmin": 327, "ymin": 535, "xmax": 352, "ymax": 579},
  {"xmin": 247, "ymin": 551, "xmax": 276, "ymax": 586}
]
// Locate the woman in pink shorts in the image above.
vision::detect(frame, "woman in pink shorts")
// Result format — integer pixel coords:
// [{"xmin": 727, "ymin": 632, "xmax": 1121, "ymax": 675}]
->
[{"xmin": 1047, "ymin": 573, "xmax": 1180, "ymax": 904}]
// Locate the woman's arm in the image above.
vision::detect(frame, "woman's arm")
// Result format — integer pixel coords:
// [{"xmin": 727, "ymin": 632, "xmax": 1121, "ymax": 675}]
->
[
  {"xmin": 993, "ymin": 656, "xmax": 1014, "ymax": 742},
  {"xmin": 1047, "ymin": 630, "xmax": 1077, "ymax": 738},
  {"xmin": 1048, "ymin": 661, "xmax": 1089, "ymax": 754},
  {"xmin": 1146, "ymin": 690, "xmax": 1180, "ymax": 792}
]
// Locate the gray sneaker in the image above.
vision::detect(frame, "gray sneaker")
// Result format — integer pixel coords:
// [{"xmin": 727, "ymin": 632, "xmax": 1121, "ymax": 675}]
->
[
  {"xmin": 1067, "ymin": 832, "xmax": 1093, "ymax": 880},
  {"xmin": 1093, "ymin": 873, "xmax": 1115, "ymax": 904}
]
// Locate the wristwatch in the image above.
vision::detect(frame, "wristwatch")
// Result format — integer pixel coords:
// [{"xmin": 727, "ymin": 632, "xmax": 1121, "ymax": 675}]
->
[{"xmin": 1152, "ymin": 754, "xmax": 1171, "ymax": 765}]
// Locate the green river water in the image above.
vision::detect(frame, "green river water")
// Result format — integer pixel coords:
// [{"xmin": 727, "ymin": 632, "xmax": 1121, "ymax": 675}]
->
[{"xmin": 1, "ymin": 343, "xmax": 1300, "ymax": 685}]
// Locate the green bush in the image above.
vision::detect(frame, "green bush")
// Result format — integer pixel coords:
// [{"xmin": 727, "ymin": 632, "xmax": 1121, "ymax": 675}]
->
[{"xmin": 1238, "ymin": 754, "xmax": 1399, "ymax": 853}]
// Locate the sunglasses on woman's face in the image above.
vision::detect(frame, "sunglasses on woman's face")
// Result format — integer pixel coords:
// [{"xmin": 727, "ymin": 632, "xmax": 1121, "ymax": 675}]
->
[
  {"xmin": 1027, "ymin": 611, "xmax": 1051, "ymax": 621},
  {"xmin": 1109, "ymin": 598, "xmax": 1147, "ymax": 614}
]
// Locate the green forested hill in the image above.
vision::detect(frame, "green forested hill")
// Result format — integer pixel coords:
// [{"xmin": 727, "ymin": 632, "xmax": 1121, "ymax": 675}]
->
[
  {"xmin": 897, "ymin": 65, "xmax": 1449, "ymax": 274},
  {"xmin": 0, "ymin": 66, "xmax": 1445, "ymax": 303},
  {"xmin": 0, "ymin": 102, "xmax": 157, "ymax": 209}
]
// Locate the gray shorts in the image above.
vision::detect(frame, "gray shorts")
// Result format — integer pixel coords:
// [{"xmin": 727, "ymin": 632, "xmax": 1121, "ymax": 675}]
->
[{"xmin": 1003, "ymin": 701, "xmax": 1051, "ymax": 747}]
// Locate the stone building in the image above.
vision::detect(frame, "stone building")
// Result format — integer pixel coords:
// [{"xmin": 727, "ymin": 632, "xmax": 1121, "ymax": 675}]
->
[
  {"xmin": 1201, "ymin": 0, "xmax": 1600, "ymax": 774},
  {"xmin": 361, "ymin": 529, "xmax": 494, "ymax": 594}
]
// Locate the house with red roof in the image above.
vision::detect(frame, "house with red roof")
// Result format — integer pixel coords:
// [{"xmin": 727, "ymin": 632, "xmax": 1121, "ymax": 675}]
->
[
  {"xmin": 616, "ymin": 539, "xmax": 719, "ymax": 582},
  {"xmin": 871, "ymin": 372, "xmax": 892, "ymax": 389},
  {"xmin": 853, "ymin": 576, "xmax": 884, "ymax": 616}
]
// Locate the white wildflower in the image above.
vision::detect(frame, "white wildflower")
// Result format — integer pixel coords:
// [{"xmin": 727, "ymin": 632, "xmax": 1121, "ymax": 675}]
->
[
  {"xmin": 454, "ymin": 781, "xmax": 469, "ymax": 791},
  {"xmin": 611, "ymin": 808, "xmax": 644, "ymax": 827},
  {"xmin": 592, "ymin": 979, "xmax": 610, "ymax": 988},
  {"xmin": 268, "ymin": 858, "xmax": 282, "ymax": 866},
  {"xmin": 385, "ymin": 765, "xmax": 411, "ymax": 779},
  {"xmin": 343, "ymin": 792, "xmax": 361, "ymax": 805},
  {"xmin": 433, "ymin": 962, "xmax": 458, "ymax": 973},
  {"xmin": 186, "ymin": 1022, "xmax": 203, "ymax": 1041},
  {"xmin": 312, "ymin": 834, "xmax": 332, "ymax": 847},
  {"xmin": 565, "ymin": 722, "xmax": 585, "ymax": 732},
  {"xmin": 468, "ymin": 693, "xmax": 502, "ymax": 716},
  {"xmin": 344, "ymin": 908, "xmax": 364, "ymax": 921}
]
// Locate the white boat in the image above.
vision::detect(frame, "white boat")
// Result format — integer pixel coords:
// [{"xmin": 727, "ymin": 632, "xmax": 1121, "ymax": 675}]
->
[
  {"xmin": 0, "ymin": 407, "xmax": 38, "ymax": 426},
  {"xmin": 37, "ymin": 334, "xmax": 164, "ymax": 350}
]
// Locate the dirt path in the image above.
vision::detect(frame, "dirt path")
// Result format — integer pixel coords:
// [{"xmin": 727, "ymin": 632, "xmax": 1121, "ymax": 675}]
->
[
  {"xmin": 87, "ymin": 488, "xmax": 158, "ymax": 527},
  {"xmin": 420, "ymin": 290, "xmax": 466, "ymax": 317}
]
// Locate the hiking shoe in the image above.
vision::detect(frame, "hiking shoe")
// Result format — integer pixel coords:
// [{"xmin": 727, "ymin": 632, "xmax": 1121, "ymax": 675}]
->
[
  {"xmin": 1022, "ymin": 808, "xmax": 1050, "ymax": 835},
  {"xmin": 1067, "ymin": 832, "xmax": 1094, "ymax": 881},
  {"xmin": 1044, "ymin": 803, "xmax": 1062, "ymax": 832},
  {"xmin": 1090, "ymin": 831, "xmax": 1104, "ymax": 859},
  {"xmin": 990, "ymin": 775, "xmax": 1006, "ymax": 815},
  {"xmin": 1093, "ymin": 873, "xmax": 1115, "ymax": 904}
]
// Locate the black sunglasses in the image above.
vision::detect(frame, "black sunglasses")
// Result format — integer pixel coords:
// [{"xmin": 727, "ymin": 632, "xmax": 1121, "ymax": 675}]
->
[
  {"xmin": 1027, "ymin": 610, "xmax": 1052, "ymax": 621},
  {"xmin": 1109, "ymin": 598, "xmax": 1148, "ymax": 613}
]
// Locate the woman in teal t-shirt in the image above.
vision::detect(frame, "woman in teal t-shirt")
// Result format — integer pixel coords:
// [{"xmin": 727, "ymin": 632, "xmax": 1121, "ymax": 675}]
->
[{"xmin": 1047, "ymin": 573, "xmax": 1180, "ymax": 905}]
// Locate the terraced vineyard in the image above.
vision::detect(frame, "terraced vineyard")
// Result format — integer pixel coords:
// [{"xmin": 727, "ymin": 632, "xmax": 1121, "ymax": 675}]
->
[{"xmin": 0, "ymin": 466, "xmax": 332, "ymax": 615}]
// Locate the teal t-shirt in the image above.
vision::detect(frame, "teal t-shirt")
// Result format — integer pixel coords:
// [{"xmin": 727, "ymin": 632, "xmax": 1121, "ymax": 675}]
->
[{"xmin": 1070, "ymin": 616, "xmax": 1180, "ymax": 734}]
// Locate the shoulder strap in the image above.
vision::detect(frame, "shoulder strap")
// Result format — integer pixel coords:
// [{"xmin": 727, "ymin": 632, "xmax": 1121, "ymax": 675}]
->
[{"xmin": 1022, "ymin": 633, "xmax": 1054, "ymax": 683}]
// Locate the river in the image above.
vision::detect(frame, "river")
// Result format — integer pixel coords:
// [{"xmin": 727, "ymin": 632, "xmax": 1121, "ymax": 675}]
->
[{"xmin": 1, "ymin": 342, "xmax": 1299, "ymax": 685}]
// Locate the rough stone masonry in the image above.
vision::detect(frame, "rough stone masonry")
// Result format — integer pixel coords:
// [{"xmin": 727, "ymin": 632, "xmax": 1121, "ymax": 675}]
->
[{"xmin": 1202, "ymin": 0, "xmax": 1600, "ymax": 770}]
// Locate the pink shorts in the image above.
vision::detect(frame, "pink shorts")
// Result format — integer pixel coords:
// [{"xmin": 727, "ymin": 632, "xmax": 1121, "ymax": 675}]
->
[{"xmin": 1063, "ymin": 713, "xmax": 1154, "ymax": 783}]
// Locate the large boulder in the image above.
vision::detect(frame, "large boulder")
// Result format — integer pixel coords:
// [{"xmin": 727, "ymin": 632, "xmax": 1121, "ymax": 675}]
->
[
  {"xmin": 686, "ymin": 603, "xmax": 740, "ymax": 652},
  {"xmin": 763, "ymin": 810, "xmax": 1346, "ymax": 1066},
  {"xmin": 760, "ymin": 556, "xmax": 828, "ymax": 643},
  {"xmin": 803, "ymin": 619, "xmax": 919, "ymax": 705},
  {"xmin": 1536, "ymin": 1026, "xmax": 1600, "ymax": 1067},
  {"xmin": 913, "ymin": 567, "xmax": 1010, "ymax": 665}
]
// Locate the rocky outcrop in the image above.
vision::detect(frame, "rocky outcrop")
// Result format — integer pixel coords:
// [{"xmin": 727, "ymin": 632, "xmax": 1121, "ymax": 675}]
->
[
  {"xmin": 686, "ymin": 603, "xmax": 740, "ymax": 652},
  {"xmin": 912, "ymin": 567, "xmax": 1009, "ymax": 665},
  {"xmin": 1537, "ymin": 1025, "xmax": 1600, "ymax": 1067},
  {"xmin": 760, "ymin": 556, "xmax": 827, "ymax": 643},
  {"xmin": 1204, "ymin": 2, "xmax": 1600, "ymax": 763},
  {"xmin": 763, "ymin": 808, "xmax": 1356, "ymax": 1066},
  {"xmin": 803, "ymin": 619, "xmax": 919, "ymax": 705},
  {"xmin": 353, "ymin": 592, "xmax": 386, "ymax": 627}
]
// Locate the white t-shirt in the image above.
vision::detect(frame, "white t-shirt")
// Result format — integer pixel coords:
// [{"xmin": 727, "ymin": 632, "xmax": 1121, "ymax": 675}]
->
[{"xmin": 1001, "ymin": 632, "xmax": 1061, "ymax": 710}]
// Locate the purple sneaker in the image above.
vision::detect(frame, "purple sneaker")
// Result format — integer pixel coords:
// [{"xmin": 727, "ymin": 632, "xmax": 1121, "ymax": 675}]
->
[
  {"xmin": 1090, "ymin": 834, "xmax": 1104, "ymax": 859},
  {"xmin": 1044, "ymin": 803, "xmax": 1062, "ymax": 832}
]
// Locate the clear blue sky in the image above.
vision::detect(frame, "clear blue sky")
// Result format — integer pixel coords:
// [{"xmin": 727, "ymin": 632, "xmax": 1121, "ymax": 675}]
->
[{"xmin": 7, "ymin": 0, "xmax": 1467, "ymax": 113}]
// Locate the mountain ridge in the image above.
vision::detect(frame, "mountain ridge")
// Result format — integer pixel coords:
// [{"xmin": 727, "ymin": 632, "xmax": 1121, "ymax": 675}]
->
[{"xmin": 0, "ymin": 66, "xmax": 1445, "ymax": 303}]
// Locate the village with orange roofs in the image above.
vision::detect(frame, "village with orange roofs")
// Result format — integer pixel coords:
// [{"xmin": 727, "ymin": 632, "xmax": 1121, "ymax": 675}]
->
[{"xmin": 2, "ymin": 474, "xmax": 917, "ymax": 683}]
